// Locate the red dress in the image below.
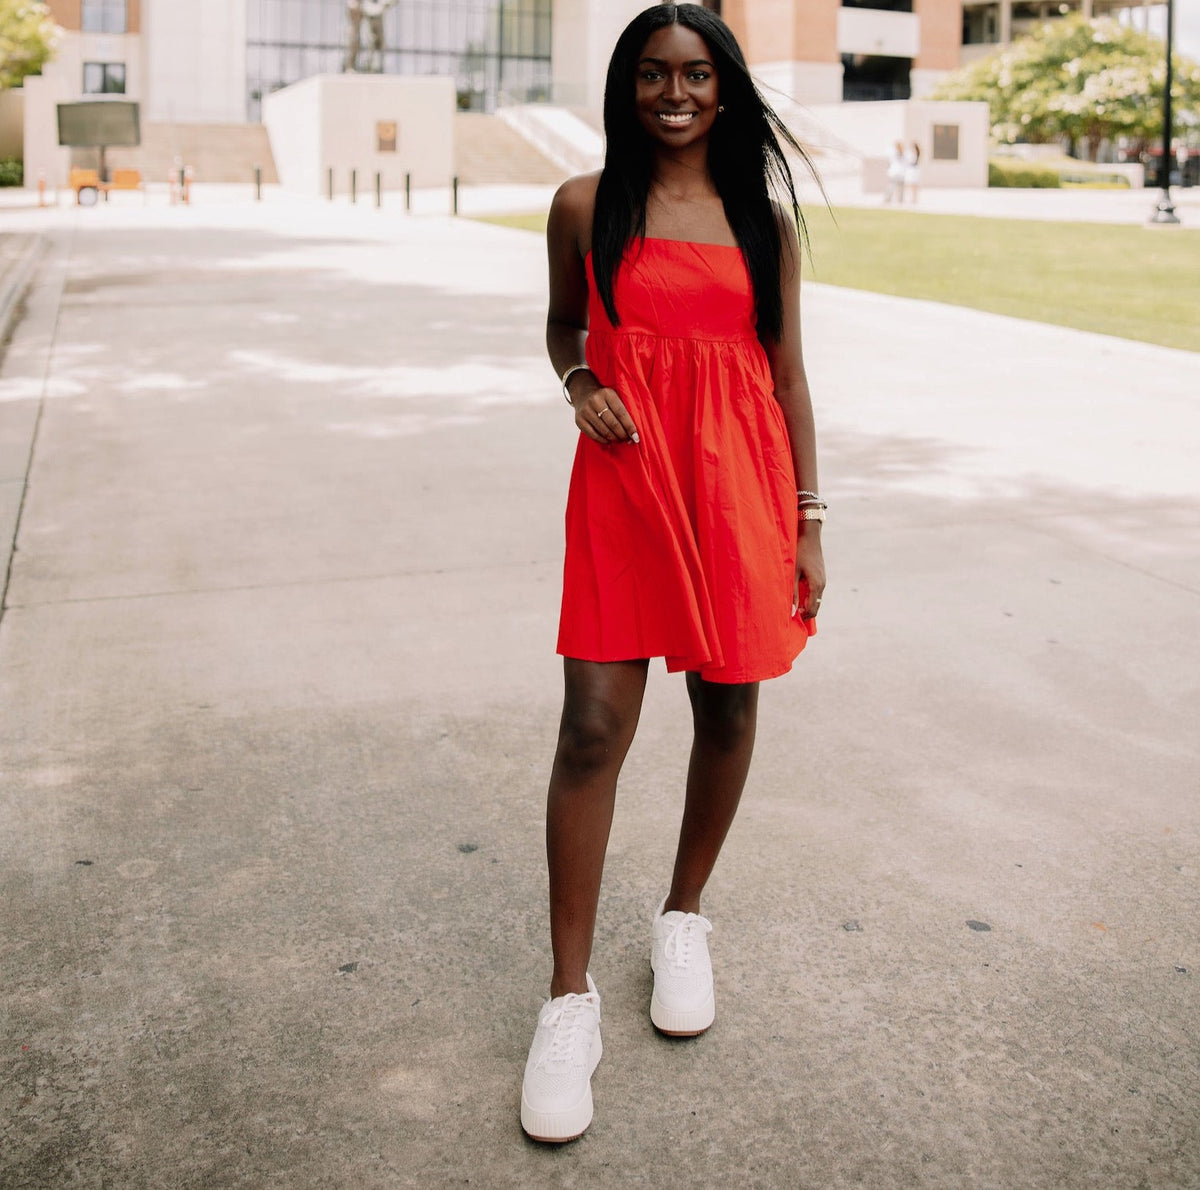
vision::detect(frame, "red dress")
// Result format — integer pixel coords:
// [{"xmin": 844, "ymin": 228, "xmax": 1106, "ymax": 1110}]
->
[{"xmin": 557, "ymin": 237, "xmax": 815, "ymax": 683}]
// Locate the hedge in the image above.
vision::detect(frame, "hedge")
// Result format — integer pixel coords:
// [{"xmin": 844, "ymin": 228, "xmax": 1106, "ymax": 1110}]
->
[
  {"xmin": 988, "ymin": 159, "xmax": 1062, "ymax": 188},
  {"xmin": 0, "ymin": 158, "xmax": 23, "ymax": 187}
]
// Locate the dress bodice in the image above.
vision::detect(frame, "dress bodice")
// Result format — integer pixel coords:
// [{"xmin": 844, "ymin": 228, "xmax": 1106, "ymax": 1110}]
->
[{"xmin": 585, "ymin": 238, "xmax": 757, "ymax": 343}]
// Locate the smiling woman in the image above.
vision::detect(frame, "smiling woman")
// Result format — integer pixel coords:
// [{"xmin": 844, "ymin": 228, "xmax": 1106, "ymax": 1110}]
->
[
  {"xmin": 635, "ymin": 31, "xmax": 721, "ymax": 144},
  {"xmin": 519, "ymin": 1, "xmax": 829, "ymax": 1148}
]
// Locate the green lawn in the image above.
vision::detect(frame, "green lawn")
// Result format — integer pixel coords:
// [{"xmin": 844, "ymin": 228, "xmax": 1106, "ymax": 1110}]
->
[{"xmin": 481, "ymin": 209, "xmax": 1200, "ymax": 353}]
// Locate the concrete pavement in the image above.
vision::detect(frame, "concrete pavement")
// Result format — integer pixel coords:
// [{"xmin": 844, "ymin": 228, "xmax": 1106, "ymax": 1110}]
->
[{"xmin": 1, "ymin": 188, "xmax": 1198, "ymax": 1188}]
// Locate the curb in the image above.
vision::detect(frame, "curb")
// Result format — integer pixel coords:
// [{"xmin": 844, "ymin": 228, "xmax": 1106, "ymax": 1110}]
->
[{"xmin": 0, "ymin": 233, "xmax": 46, "ymax": 347}]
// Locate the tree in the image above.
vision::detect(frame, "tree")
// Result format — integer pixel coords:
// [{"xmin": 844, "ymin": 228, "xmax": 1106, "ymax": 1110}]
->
[
  {"xmin": 0, "ymin": 0, "xmax": 58, "ymax": 90},
  {"xmin": 931, "ymin": 15, "xmax": 1200, "ymax": 160}
]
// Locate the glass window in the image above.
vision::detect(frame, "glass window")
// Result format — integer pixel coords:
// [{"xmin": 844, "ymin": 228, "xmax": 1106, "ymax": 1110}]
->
[
  {"xmin": 245, "ymin": 0, "xmax": 553, "ymax": 119},
  {"xmin": 841, "ymin": 0, "xmax": 913, "ymax": 10},
  {"xmin": 83, "ymin": 61, "xmax": 126, "ymax": 93},
  {"xmin": 81, "ymin": 0, "xmax": 127, "ymax": 34},
  {"xmin": 962, "ymin": 4, "xmax": 998, "ymax": 45}
]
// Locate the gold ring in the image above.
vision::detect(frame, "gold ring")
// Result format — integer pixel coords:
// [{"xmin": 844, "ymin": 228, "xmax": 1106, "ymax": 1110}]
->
[{"xmin": 597, "ymin": 407, "xmax": 609, "ymax": 417}]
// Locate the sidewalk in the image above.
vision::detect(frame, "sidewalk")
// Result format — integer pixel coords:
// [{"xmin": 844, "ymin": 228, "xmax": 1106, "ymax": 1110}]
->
[
  {"xmin": 5, "ymin": 174, "xmax": 1200, "ymax": 222},
  {"xmin": 1, "ymin": 192, "xmax": 1198, "ymax": 1188}
]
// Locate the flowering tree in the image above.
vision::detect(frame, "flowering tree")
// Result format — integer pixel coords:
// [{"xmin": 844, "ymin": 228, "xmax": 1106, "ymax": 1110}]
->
[
  {"xmin": 0, "ymin": 0, "xmax": 58, "ymax": 90},
  {"xmin": 931, "ymin": 15, "xmax": 1200, "ymax": 159}
]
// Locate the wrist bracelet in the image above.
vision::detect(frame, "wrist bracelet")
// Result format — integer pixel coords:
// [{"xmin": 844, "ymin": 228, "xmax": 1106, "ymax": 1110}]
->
[
  {"xmin": 561, "ymin": 363, "xmax": 593, "ymax": 405},
  {"xmin": 799, "ymin": 507, "xmax": 826, "ymax": 523}
]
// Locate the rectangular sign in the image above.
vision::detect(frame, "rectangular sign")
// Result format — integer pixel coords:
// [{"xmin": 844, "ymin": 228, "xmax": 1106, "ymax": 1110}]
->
[
  {"xmin": 933, "ymin": 124, "xmax": 960, "ymax": 161},
  {"xmin": 57, "ymin": 100, "xmax": 141, "ymax": 148},
  {"xmin": 377, "ymin": 120, "xmax": 398, "ymax": 153}
]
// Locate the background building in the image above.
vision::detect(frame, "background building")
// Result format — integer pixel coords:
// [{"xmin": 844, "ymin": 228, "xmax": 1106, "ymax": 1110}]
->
[
  {"xmin": 15, "ymin": 0, "xmax": 1175, "ymax": 189},
  {"xmin": 34, "ymin": 0, "xmax": 1172, "ymax": 123}
]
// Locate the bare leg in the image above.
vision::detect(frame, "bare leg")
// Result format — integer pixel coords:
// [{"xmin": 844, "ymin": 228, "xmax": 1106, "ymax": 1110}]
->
[
  {"xmin": 664, "ymin": 674, "xmax": 760, "ymax": 915},
  {"xmin": 547, "ymin": 657, "xmax": 649, "ymax": 997}
]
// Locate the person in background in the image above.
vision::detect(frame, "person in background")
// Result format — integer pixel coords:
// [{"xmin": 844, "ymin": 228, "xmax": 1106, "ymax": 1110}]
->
[
  {"xmin": 885, "ymin": 139, "xmax": 906, "ymax": 203},
  {"xmin": 905, "ymin": 141, "xmax": 922, "ymax": 204}
]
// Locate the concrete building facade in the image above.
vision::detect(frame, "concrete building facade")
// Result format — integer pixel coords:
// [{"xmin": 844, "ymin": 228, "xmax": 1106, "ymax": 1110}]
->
[
  {"xmin": 29, "ymin": 0, "xmax": 1167, "ymax": 126},
  {"xmin": 16, "ymin": 0, "xmax": 1167, "ymax": 189}
]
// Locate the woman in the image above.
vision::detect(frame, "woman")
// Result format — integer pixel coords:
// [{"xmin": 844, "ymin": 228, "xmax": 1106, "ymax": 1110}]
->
[
  {"xmin": 885, "ymin": 139, "xmax": 906, "ymax": 203},
  {"xmin": 904, "ymin": 141, "xmax": 921, "ymax": 204},
  {"xmin": 521, "ymin": 3, "xmax": 826, "ymax": 1143}
]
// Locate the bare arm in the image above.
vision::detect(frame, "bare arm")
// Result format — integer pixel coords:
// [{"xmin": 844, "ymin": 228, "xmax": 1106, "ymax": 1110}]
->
[
  {"xmin": 546, "ymin": 177, "xmax": 638, "ymax": 445},
  {"xmin": 762, "ymin": 212, "xmax": 825, "ymax": 620}
]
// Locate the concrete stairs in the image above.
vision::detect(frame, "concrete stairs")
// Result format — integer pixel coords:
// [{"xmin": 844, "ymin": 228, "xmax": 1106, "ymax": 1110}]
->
[
  {"xmin": 72, "ymin": 114, "xmax": 567, "ymax": 189},
  {"xmin": 453, "ymin": 113, "xmax": 567, "ymax": 186},
  {"xmin": 497, "ymin": 106, "xmax": 603, "ymax": 176},
  {"xmin": 94, "ymin": 123, "xmax": 279, "ymax": 184}
]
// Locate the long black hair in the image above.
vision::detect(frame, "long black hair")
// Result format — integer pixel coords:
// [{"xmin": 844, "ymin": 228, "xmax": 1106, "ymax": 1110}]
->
[{"xmin": 593, "ymin": 3, "xmax": 820, "ymax": 343}]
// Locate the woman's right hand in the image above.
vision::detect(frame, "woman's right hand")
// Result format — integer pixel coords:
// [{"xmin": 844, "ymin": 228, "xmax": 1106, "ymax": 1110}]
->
[{"xmin": 572, "ymin": 381, "xmax": 640, "ymax": 445}]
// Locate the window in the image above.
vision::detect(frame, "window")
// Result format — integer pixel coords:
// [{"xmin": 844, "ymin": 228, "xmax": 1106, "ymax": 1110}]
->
[
  {"xmin": 842, "ymin": 53, "xmax": 911, "ymax": 102},
  {"xmin": 245, "ymin": 0, "xmax": 554, "ymax": 119},
  {"xmin": 962, "ymin": 4, "xmax": 998, "ymax": 45},
  {"xmin": 842, "ymin": 0, "xmax": 913, "ymax": 11},
  {"xmin": 83, "ymin": 62, "xmax": 126, "ymax": 94},
  {"xmin": 82, "ymin": 0, "xmax": 127, "ymax": 34}
]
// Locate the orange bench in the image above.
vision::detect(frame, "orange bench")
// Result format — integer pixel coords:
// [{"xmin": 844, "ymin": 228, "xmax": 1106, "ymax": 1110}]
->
[
  {"xmin": 69, "ymin": 166, "xmax": 145, "ymax": 205},
  {"xmin": 108, "ymin": 168, "xmax": 144, "ymax": 195},
  {"xmin": 69, "ymin": 167, "xmax": 102, "ymax": 204}
]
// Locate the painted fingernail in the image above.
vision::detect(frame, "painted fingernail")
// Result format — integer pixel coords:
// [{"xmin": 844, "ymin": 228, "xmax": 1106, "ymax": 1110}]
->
[{"xmin": 631, "ymin": 432, "xmax": 640, "ymax": 444}]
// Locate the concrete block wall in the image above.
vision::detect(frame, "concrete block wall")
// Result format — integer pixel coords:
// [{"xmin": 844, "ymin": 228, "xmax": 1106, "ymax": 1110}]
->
[{"xmin": 264, "ymin": 74, "xmax": 454, "ymax": 197}]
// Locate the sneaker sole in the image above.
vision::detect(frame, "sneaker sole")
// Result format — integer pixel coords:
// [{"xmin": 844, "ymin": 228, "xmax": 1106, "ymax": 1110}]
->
[
  {"xmin": 520, "ymin": 1029, "xmax": 603, "ymax": 1143},
  {"xmin": 650, "ymin": 987, "xmax": 715, "ymax": 1037}
]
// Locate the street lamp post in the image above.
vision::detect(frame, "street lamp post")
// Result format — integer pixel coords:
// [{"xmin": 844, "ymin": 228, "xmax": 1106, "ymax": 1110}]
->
[{"xmin": 1149, "ymin": 0, "xmax": 1180, "ymax": 224}]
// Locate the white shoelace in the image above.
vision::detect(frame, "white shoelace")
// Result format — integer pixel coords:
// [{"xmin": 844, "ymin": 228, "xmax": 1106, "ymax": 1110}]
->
[
  {"xmin": 663, "ymin": 913, "xmax": 712, "ymax": 968},
  {"xmin": 541, "ymin": 992, "xmax": 600, "ymax": 1067}
]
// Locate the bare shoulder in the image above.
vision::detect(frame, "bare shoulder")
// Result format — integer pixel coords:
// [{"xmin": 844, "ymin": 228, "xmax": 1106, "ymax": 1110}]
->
[
  {"xmin": 552, "ymin": 171, "xmax": 601, "ymax": 216},
  {"xmin": 548, "ymin": 172, "xmax": 601, "ymax": 252}
]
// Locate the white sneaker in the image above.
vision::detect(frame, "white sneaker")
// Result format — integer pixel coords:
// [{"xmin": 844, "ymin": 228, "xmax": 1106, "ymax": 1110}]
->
[
  {"xmin": 650, "ymin": 899, "xmax": 715, "ymax": 1036},
  {"xmin": 520, "ymin": 974, "xmax": 603, "ymax": 1143}
]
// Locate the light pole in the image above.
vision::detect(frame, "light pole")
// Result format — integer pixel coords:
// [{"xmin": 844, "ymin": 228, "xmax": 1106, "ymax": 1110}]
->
[{"xmin": 1149, "ymin": 0, "xmax": 1180, "ymax": 224}]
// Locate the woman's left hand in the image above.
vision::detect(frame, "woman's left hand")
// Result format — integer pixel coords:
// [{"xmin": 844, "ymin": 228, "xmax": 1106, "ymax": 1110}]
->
[{"xmin": 793, "ymin": 532, "xmax": 825, "ymax": 621}]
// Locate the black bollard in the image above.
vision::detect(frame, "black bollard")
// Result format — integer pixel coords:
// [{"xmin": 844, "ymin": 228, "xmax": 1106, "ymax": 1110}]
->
[
  {"xmin": 350, "ymin": 169, "xmax": 357, "ymax": 204},
  {"xmin": 375, "ymin": 171, "xmax": 382, "ymax": 208},
  {"xmin": 452, "ymin": 175, "xmax": 459, "ymax": 216},
  {"xmin": 404, "ymin": 172, "xmax": 411, "ymax": 213},
  {"xmin": 254, "ymin": 165, "xmax": 262, "ymax": 202},
  {"xmin": 327, "ymin": 167, "xmax": 334, "ymax": 201}
]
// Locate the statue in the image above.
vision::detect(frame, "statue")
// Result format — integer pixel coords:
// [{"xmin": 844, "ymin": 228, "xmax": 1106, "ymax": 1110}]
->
[
  {"xmin": 344, "ymin": 0, "xmax": 397, "ymax": 74},
  {"xmin": 343, "ymin": 1, "xmax": 363, "ymax": 72}
]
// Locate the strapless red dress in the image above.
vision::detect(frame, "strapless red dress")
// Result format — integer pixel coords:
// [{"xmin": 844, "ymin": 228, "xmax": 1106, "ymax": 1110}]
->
[{"xmin": 557, "ymin": 237, "xmax": 814, "ymax": 683}]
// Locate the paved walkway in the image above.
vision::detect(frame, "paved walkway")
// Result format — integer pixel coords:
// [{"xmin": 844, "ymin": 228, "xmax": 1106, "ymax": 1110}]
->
[
  {"xmin": 1, "ymin": 189, "xmax": 1198, "ymax": 1188},
  {"xmin": 5, "ymin": 175, "xmax": 1200, "ymax": 222}
]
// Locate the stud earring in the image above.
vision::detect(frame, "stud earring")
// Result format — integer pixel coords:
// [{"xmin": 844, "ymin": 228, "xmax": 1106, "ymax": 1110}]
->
[{"xmin": 718, "ymin": 105, "xmax": 726, "ymax": 113}]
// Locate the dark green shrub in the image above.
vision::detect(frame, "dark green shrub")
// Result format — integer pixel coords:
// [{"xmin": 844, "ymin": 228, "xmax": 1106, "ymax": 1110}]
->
[
  {"xmin": 0, "ymin": 158, "xmax": 23, "ymax": 187},
  {"xmin": 988, "ymin": 159, "xmax": 1061, "ymax": 188}
]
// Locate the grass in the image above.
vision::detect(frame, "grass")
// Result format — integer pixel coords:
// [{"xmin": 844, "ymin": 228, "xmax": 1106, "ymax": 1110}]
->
[{"xmin": 481, "ymin": 209, "xmax": 1200, "ymax": 353}]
